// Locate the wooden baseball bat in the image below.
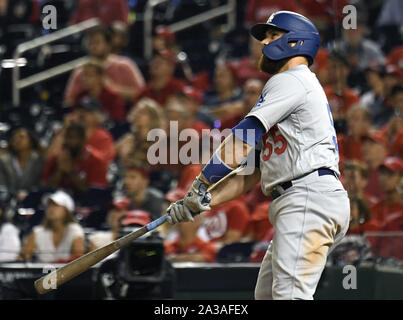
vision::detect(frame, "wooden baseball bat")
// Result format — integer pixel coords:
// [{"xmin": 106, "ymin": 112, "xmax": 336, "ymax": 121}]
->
[
  {"xmin": 34, "ymin": 167, "xmax": 245, "ymax": 294},
  {"xmin": 34, "ymin": 214, "xmax": 168, "ymax": 294}
]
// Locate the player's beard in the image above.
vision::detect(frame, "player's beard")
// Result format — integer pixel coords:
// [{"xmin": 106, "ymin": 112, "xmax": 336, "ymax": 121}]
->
[{"xmin": 259, "ymin": 55, "xmax": 289, "ymax": 75}]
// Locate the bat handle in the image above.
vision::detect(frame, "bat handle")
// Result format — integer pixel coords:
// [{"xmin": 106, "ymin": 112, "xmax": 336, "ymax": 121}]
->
[{"xmin": 145, "ymin": 214, "xmax": 168, "ymax": 231}]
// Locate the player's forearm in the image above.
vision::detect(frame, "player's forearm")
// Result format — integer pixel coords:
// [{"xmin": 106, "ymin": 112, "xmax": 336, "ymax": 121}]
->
[
  {"xmin": 218, "ymin": 133, "xmax": 253, "ymax": 169},
  {"xmin": 209, "ymin": 167, "xmax": 261, "ymax": 207}
]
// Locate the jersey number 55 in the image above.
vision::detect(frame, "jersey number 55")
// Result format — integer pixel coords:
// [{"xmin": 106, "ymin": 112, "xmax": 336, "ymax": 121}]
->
[{"xmin": 262, "ymin": 124, "xmax": 287, "ymax": 162}]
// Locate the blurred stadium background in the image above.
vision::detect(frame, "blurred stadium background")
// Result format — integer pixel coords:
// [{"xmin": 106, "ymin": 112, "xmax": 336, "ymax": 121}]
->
[{"xmin": 0, "ymin": 0, "xmax": 402, "ymax": 300}]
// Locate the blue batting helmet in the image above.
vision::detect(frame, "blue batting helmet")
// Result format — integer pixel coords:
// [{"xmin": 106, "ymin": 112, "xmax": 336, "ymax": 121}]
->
[{"xmin": 250, "ymin": 11, "xmax": 320, "ymax": 66}]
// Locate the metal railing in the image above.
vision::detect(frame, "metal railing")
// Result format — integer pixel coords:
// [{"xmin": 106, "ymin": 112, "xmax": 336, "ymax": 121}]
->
[
  {"xmin": 12, "ymin": 18, "xmax": 101, "ymax": 106},
  {"xmin": 144, "ymin": 0, "xmax": 237, "ymax": 59}
]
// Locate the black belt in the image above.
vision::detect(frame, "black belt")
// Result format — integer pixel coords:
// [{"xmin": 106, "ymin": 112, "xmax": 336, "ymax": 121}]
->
[{"xmin": 270, "ymin": 168, "xmax": 336, "ymax": 200}]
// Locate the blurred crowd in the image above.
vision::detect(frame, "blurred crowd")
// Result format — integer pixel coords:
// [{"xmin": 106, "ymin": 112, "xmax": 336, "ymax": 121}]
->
[{"xmin": 0, "ymin": 0, "xmax": 402, "ymax": 268}]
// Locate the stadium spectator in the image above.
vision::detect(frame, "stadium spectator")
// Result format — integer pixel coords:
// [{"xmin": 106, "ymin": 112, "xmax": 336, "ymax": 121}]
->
[
  {"xmin": 135, "ymin": 50, "xmax": 186, "ymax": 106},
  {"xmin": 232, "ymin": 37, "xmax": 270, "ymax": 86},
  {"xmin": 341, "ymin": 160, "xmax": 378, "ymax": 205},
  {"xmin": 164, "ymin": 212, "xmax": 217, "ymax": 263},
  {"xmin": 65, "ymin": 26, "xmax": 145, "ymax": 104},
  {"xmin": 175, "ymin": 86, "xmax": 213, "ymax": 132},
  {"xmin": 203, "ymin": 61, "xmax": 243, "ymax": 120},
  {"xmin": 19, "ymin": 190, "xmax": 85, "ymax": 263},
  {"xmin": 359, "ymin": 64, "xmax": 390, "ymax": 128},
  {"xmin": 384, "ymin": 64, "xmax": 403, "ymax": 98},
  {"xmin": 371, "ymin": 157, "xmax": 403, "ymax": 224},
  {"xmin": 69, "ymin": 0, "xmax": 129, "ymax": 26},
  {"xmin": 73, "ymin": 61, "xmax": 126, "ymax": 122},
  {"xmin": 376, "ymin": 0, "xmax": 403, "ymax": 53},
  {"xmin": 116, "ymin": 98, "xmax": 165, "ymax": 168},
  {"xmin": 153, "ymin": 25, "xmax": 177, "ymax": 53},
  {"xmin": 337, "ymin": 105, "xmax": 372, "ymax": 162},
  {"xmin": 42, "ymin": 123, "xmax": 109, "ymax": 195},
  {"xmin": 116, "ymin": 162, "xmax": 165, "ymax": 221},
  {"xmin": 324, "ymin": 51, "xmax": 360, "ymax": 125},
  {"xmin": 148, "ymin": 101, "xmax": 201, "ymax": 181},
  {"xmin": 347, "ymin": 195, "xmax": 380, "ymax": 235},
  {"xmin": 0, "ymin": 127, "xmax": 44, "ymax": 199},
  {"xmin": 386, "ymin": 45, "xmax": 403, "ymax": 79},
  {"xmin": 202, "ymin": 199, "xmax": 250, "ymax": 248},
  {"xmin": 0, "ymin": 200, "xmax": 21, "ymax": 262},
  {"xmin": 47, "ymin": 97, "xmax": 116, "ymax": 164},
  {"xmin": 361, "ymin": 134, "xmax": 388, "ymax": 201},
  {"xmin": 165, "ymin": 100, "xmax": 208, "ymax": 137},
  {"xmin": 385, "ymin": 86, "xmax": 403, "ymax": 158},
  {"xmin": 219, "ymin": 78, "xmax": 265, "ymax": 130},
  {"xmin": 335, "ymin": 15, "xmax": 385, "ymax": 89},
  {"xmin": 110, "ymin": 21, "xmax": 129, "ymax": 56}
]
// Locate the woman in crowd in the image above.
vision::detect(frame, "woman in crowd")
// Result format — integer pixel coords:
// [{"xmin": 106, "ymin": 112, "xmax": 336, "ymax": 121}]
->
[
  {"xmin": 19, "ymin": 190, "xmax": 85, "ymax": 263},
  {"xmin": 0, "ymin": 127, "xmax": 44, "ymax": 199}
]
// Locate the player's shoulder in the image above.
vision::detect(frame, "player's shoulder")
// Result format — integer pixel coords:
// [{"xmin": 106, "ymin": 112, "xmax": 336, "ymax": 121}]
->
[{"xmin": 265, "ymin": 65, "xmax": 311, "ymax": 91}]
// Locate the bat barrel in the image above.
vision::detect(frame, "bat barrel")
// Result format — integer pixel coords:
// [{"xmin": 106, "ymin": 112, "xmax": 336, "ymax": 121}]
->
[{"xmin": 34, "ymin": 225, "xmax": 150, "ymax": 294}]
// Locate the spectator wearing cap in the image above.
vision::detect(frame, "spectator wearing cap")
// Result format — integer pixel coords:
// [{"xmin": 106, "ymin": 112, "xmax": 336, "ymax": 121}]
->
[
  {"xmin": 176, "ymin": 86, "xmax": 213, "ymax": 130},
  {"xmin": 341, "ymin": 160, "xmax": 378, "ymax": 205},
  {"xmin": 337, "ymin": 105, "xmax": 372, "ymax": 163},
  {"xmin": 384, "ymin": 65, "xmax": 403, "ymax": 99},
  {"xmin": 73, "ymin": 61, "xmax": 126, "ymax": 122},
  {"xmin": 116, "ymin": 98, "xmax": 165, "ymax": 168},
  {"xmin": 347, "ymin": 195, "xmax": 381, "ymax": 235},
  {"xmin": 203, "ymin": 61, "xmax": 243, "ymax": 121},
  {"xmin": 110, "ymin": 21, "xmax": 129, "ymax": 56},
  {"xmin": 65, "ymin": 26, "xmax": 145, "ymax": 104},
  {"xmin": 69, "ymin": 0, "xmax": 129, "ymax": 27},
  {"xmin": 324, "ymin": 51, "xmax": 360, "ymax": 125},
  {"xmin": 0, "ymin": 127, "xmax": 44, "ymax": 199},
  {"xmin": 0, "ymin": 200, "xmax": 21, "ymax": 262},
  {"xmin": 371, "ymin": 157, "xmax": 403, "ymax": 227},
  {"xmin": 19, "ymin": 190, "xmax": 85, "ymax": 263},
  {"xmin": 153, "ymin": 25, "xmax": 176, "ymax": 54},
  {"xmin": 121, "ymin": 163, "xmax": 164, "ymax": 221},
  {"xmin": 46, "ymin": 97, "xmax": 116, "ymax": 164},
  {"xmin": 361, "ymin": 134, "xmax": 389, "ymax": 201},
  {"xmin": 386, "ymin": 46, "xmax": 403, "ymax": 80},
  {"xmin": 134, "ymin": 50, "xmax": 187, "ymax": 107},
  {"xmin": 42, "ymin": 123, "xmax": 109, "ymax": 196},
  {"xmin": 88, "ymin": 208, "xmax": 151, "ymax": 251}
]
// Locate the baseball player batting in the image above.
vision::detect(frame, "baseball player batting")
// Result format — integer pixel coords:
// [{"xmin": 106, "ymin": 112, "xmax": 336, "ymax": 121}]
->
[{"xmin": 166, "ymin": 11, "xmax": 350, "ymax": 300}]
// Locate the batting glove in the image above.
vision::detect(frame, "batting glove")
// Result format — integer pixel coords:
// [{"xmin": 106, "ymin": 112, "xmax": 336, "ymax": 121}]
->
[
  {"xmin": 183, "ymin": 175, "xmax": 212, "ymax": 214},
  {"xmin": 166, "ymin": 200, "xmax": 194, "ymax": 224}
]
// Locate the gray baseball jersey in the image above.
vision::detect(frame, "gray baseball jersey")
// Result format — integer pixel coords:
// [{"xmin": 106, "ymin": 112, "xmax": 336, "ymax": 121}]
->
[{"xmin": 246, "ymin": 64, "xmax": 340, "ymax": 194}]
